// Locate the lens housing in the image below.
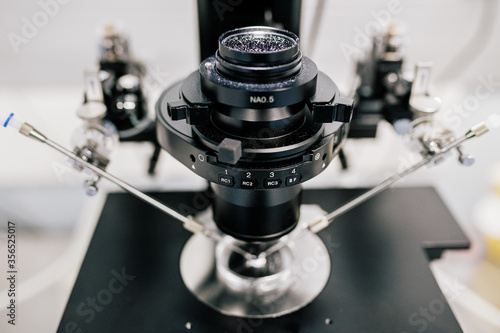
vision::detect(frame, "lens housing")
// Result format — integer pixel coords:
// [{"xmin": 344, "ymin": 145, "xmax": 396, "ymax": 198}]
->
[
  {"xmin": 156, "ymin": 27, "xmax": 353, "ymax": 241},
  {"xmin": 216, "ymin": 26, "xmax": 302, "ymax": 82}
]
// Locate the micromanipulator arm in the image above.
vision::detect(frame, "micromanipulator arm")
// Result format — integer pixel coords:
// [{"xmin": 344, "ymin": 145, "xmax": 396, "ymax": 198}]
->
[
  {"xmin": 307, "ymin": 121, "xmax": 490, "ymax": 233},
  {"xmin": 0, "ymin": 111, "xmax": 206, "ymax": 235}
]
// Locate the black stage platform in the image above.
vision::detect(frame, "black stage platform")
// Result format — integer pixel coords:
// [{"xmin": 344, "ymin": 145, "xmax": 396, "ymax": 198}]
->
[{"xmin": 57, "ymin": 187, "xmax": 469, "ymax": 333}]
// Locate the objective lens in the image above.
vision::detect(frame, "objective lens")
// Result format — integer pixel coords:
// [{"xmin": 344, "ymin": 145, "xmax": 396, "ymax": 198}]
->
[
  {"xmin": 158, "ymin": 26, "xmax": 350, "ymax": 241},
  {"xmin": 223, "ymin": 33, "xmax": 294, "ymax": 53},
  {"xmin": 216, "ymin": 27, "xmax": 302, "ymax": 82}
]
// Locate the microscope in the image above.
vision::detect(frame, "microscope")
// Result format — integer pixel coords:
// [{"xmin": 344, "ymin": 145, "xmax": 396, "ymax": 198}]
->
[
  {"xmin": 158, "ymin": 26, "xmax": 352, "ymax": 317},
  {"xmin": 0, "ymin": 2, "xmax": 494, "ymax": 332}
]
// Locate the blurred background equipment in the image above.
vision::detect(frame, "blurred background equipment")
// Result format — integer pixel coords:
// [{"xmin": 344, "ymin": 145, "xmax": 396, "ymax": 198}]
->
[{"xmin": 88, "ymin": 24, "xmax": 162, "ymax": 175}]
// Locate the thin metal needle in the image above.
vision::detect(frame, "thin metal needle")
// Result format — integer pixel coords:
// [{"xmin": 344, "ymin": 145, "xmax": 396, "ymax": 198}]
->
[
  {"xmin": 17, "ymin": 122, "xmax": 256, "ymax": 258},
  {"xmin": 18, "ymin": 123, "xmax": 204, "ymax": 233},
  {"xmin": 45, "ymin": 139, "xmax": 192, "ymax": 224},
  {"xmin": 307, "ymin": 121, "xmax": 489, "ymax": 233}
]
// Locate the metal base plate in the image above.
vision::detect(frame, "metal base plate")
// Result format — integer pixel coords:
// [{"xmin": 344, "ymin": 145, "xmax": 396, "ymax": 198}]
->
[{"xmin": 180, "ymin": 207, "xmax": 330, "ymax": 318}]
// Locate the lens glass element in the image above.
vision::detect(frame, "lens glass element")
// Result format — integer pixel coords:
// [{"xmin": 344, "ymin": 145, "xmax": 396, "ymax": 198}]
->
[{"xmin": 222, "ymin": 32, "xmax": 296, "ymax": 54}]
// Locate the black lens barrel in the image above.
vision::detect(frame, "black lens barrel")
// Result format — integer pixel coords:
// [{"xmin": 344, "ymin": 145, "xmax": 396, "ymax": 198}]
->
[
  {"xmin": 212, "ymin": 184, "xmax": 301, "ymax": 242},
  {"xmin": 157, "ymin": 26, "xmax": 351, "ymax": 241},
  {"xmin": 219, "ymin": 27, "xmax": 299, "ymax": 65},
  {"xmin": 216, "ymin": 27, "xmax": 302, "ymax": 82}
]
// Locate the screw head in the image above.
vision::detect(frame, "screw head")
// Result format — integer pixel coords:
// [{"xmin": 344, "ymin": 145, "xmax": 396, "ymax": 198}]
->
[
  {"xmin": 459, "ymin": 154, "xmax": 475, "ymax": 167},
  {"xmin": 85, "ymin": 180, "xmax": 98, "ymax": 196}
]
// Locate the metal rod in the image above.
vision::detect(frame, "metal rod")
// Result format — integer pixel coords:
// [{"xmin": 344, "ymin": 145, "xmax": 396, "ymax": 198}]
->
[
  {"xmin": 44, "ymin": 139, "xmax": 194, "ymax": 225},
  {"xmin": 307, "ymin": 121, "xmax": 489, "ymax": 233},
  {"xmin": 17, "ymin": 122, "xmax": 203, "ymax": 232},
  {"xmin": 17, "ymin": 123, "xmax": 259, "ymax": 258}
]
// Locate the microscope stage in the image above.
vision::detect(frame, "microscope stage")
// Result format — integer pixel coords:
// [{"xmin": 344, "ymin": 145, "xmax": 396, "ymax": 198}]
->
[{"xmin": 58, "ymin": 187, "xmax": 468, "ymax": 332}]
